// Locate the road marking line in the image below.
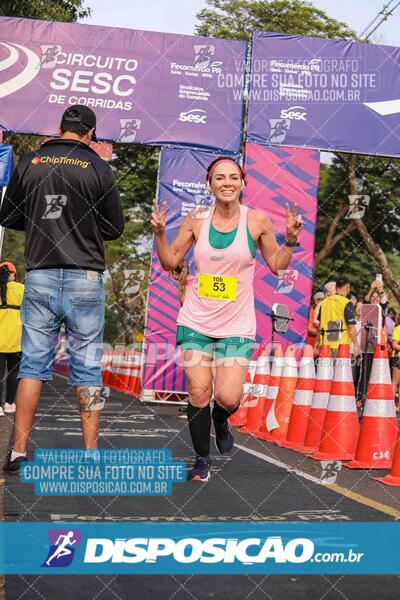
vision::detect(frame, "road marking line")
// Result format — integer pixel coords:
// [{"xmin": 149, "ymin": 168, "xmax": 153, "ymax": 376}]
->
[
  {"xmin": 326, "ymin": 483, "xmax": 400, "ymax": 520},
  {"xmin": 234, "ymin": 442, "xmax": 400, "ymax": 520}
]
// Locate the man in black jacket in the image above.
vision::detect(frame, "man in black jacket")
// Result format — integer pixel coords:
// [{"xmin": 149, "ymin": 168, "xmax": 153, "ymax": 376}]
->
[{"xmin": 0, "ymin": 105, "xmax": 125, "ymax": 472}]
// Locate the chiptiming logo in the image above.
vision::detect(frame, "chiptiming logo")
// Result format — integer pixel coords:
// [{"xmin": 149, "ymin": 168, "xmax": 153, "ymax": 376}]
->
[{"xmin": 42, "ymin": 529, "xmax": 82, "ymax": 567}]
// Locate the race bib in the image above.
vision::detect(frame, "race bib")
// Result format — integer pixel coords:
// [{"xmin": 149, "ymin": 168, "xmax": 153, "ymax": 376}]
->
[{"xmin": 198, "ymin": 274, "xmax": 237, "ymax": 301}]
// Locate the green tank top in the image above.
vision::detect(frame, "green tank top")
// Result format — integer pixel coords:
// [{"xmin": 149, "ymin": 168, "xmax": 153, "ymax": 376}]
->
[{"xmin": 209, "ymin": 222, "xmax": 257, "ymax": 258}]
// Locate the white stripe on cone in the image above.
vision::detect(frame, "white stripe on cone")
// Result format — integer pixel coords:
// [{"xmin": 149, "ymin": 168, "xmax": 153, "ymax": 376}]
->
[
  {"xmin": 293, "ymin": 388, "xmax": 314, "ymax": 407},
  {"xmin": 331, "ymin": 358, "xmax": 354, "ymax": 381},
  {"xmin": 311, "ymin": 392, "xmax": 331, "ymax": 410},
  {"xmin": 363, "ymin": 399, "xmax": 397, "ymax": 418},
  {"xmin": 326, "ymin": 395, "xmax": 357, "ymax": 412},
  {"xmin": 368, "ymin": 358, "xmax": 391, "ymax": 384}
]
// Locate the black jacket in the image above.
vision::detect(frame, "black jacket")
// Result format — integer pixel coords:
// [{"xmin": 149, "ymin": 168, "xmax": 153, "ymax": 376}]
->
[{"xmin": 0, "ymin": 138, "xmax": 124, "ymax": 272}]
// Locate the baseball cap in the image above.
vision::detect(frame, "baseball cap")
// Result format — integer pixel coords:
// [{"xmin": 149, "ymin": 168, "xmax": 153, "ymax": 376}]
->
[
  {"xmin": 313, "ymin": 291, "xmax": 324, "ymax": 301},
  {"xmin": 61, "ymin": 105, "xmax": 98, "ymax": 141},
  {"xmin": 0, "ymin": 261, "xmax": 16, "ymax": 274}
]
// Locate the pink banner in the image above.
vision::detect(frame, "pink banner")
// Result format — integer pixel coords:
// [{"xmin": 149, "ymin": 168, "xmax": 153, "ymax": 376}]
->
[{"xmin": 243, "ymin": 142, "xmax": 320, "ymax": 346}]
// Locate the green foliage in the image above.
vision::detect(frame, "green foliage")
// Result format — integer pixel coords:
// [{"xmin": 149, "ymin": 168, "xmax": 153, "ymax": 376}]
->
[
  {"xmin": 103, "ymin": 145, "xmax": 159, "ymax": 344},
  {"xmin": 196, "ymin": 0, "xmax": 356, "ymax": 40},
  {"xmin": 315, "ymin": 154, "xmax": 400, "ymax": 297},
  {"xmin": 0, "ymin": 0, "xmax": 90, "ymax": 21}
]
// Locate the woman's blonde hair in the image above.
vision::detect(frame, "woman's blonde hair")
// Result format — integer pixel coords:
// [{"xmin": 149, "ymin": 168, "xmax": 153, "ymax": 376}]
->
[{"xmin": 171, "ymin": 261, "xmax": 189, "ymax": 304}]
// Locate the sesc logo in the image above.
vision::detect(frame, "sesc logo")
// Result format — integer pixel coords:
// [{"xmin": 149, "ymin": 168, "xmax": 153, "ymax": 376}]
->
[
  {"xmin": 280, "ymin": 106, "xmax": 307, "ymax": 121},
  {"xmin": 0, "ymin": 42, "xmax": 41, "ymax": 99},
  {"xmin": 179, "ymin": 109, "xmax": 207, "ymax": 124}
]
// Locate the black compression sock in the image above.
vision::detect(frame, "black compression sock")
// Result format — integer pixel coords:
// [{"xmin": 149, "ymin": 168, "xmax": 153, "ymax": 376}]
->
[
  {"xmin": 212, "ymin": 401, "xmax": 239, "ymax": 424},
  {"xmin": 187, "ymin": 403, "xmax": 211, "ymax": 457}
]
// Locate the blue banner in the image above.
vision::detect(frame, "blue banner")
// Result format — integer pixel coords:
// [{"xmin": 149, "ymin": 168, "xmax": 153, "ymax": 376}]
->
[
  {"xmin": 1, "ymin": 522, "xmax": 399, "ymax": 574},
  {"xmin": 247, "ymin": 31, "xmax": 400, "ymax": 157},
  {"xmin": 0, "ymin": 144, "xmax": 14, "ymax": 185}
]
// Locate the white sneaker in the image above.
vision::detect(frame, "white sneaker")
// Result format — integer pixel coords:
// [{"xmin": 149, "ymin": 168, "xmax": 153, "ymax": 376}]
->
[
  {"xmin": 3, "ymin": 403, "xmax": 16, "ymax": 414},
  {"xmin": 0, "ymin": 406, "xmax": 4, "ymax": 417}
]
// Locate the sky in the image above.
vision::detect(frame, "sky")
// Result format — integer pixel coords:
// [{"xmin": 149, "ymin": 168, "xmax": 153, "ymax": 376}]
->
[{"xmin": 83, "ymin": 0, "xmax": 400, "ymax": 46}]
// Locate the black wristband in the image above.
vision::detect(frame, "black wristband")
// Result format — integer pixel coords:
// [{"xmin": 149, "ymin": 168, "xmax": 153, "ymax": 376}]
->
[{"xmin": 284, "ymin": 238, "xmax": 300, "ymax": 247}]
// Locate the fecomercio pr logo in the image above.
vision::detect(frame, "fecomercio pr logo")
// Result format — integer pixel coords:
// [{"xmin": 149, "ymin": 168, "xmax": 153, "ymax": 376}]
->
[
  {"xmin": 179, "ymin": 109, "xmax": 207, "ymax": 124},
  {"xmin": 280, "ymin": 106, "xmax": 307, "ymax": 121},
  {"xmin": 170, "ymin": 44, "xmax": 223, "ymax": 76},
  {"xmin": 0, "ymin": 42, "xmax": 41, "ymax": 99},
  {"xmin": 42, "ymin": 529, "xmax": 82, "ymax": 568}
]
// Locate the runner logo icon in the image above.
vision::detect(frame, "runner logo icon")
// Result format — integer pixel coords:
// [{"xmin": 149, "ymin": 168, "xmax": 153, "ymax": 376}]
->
[
  {"xmin": 268, "ymin": 119, "xmax": 291, "ymax": 143},
  {"xmin": 0, "ymin": 42, "xmax": 41, "ymax": 99},
  {"xmin": 275, "ymin": 270, "xmax": 299, "ymax": 294},
  {"xmin": 193, "ymin": 44, "xmax": 215, "ymax": 69},
  {"xmin": 42, "ymin": 529, "xmax": 82, "ymax": 567},
  {"xmin": 118, "ymin": 118, "xmax": 142, "ymax": 142},
  {"xmin": 42, "ymin": 195, "xmax": 67, "ymax": 220},
  {"xmin": 40, "ymin": 45, "xmax": 62, "ymax": 69}
]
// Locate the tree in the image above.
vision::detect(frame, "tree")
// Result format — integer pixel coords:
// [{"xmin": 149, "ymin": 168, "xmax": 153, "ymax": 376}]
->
[
  {"xmin": 104, "ymin": 145, "xmax": 159, "ymax": 345},
  {"xmin": 0, "ymin": 0, "xmax": 90, "ymax": 21},
  {"xmin": 196, "ymin": 0, "xmax": 356, "ymax": 40},
  {"xmin": 196, "ymin": 1, "xmax": 400, "ymax": 301}
]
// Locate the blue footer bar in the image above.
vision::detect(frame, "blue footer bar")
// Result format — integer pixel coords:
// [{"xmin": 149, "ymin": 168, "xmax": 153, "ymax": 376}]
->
[{"xmin": 0, "ymin": 522, "xmax": 397, "ymax": 574}]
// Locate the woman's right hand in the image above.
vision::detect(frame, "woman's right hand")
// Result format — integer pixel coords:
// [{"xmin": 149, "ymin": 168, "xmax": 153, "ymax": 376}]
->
[{"xmin": 151, "ymin": 198, "xmax": 167, "ymax": 235}]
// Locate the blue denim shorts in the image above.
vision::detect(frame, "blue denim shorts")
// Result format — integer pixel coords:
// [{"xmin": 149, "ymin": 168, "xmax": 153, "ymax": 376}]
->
[{"xmin": 19, "ymin": 269, "xmax": 105, "ymax": 386}]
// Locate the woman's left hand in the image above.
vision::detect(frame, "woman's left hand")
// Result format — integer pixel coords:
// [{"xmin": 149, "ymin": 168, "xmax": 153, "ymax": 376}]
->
[{"xmin": 285, "ymin": 203, "xmax": 302, "ymax": 241}]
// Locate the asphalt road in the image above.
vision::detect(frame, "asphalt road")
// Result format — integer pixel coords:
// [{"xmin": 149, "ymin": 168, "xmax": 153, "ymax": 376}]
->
[{"xmin": 2, "ymin": 374, "xmax": 400, "ymax": 599}]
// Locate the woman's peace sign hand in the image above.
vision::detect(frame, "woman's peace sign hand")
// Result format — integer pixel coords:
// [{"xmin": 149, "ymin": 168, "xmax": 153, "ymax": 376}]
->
[
  {"xmin": 285, "ymin": 203, "xmax": 302, "ymax": 241},
  {"xmin": 151, "ymin": 198, "xmax": 167, "ymax": 236}
]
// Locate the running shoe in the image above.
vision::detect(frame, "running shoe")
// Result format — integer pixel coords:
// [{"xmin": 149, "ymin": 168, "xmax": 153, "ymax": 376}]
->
[
  {"xmin": 4, "ymin": 402, "xmax": 16, "ymax": 414},
  {"xmin": 214, "ymin": 419, "xmax": 234, "ymax": 454},
  {"xmin": 0, "ymin": 406, "xmax": 4, "ymax": 417},
  {"xmin": 187, "ymin": 456, "xmax": 211, "ymax": 482},
  {"xmin": 3, "ymin": 451, "xmax": 27, "ymax": 474}
]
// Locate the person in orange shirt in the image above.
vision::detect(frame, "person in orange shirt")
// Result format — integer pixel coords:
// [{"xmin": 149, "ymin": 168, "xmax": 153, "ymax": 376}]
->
[{"xmin": 307, "ymin": 291, "xmax": 324, "ymax": 350}]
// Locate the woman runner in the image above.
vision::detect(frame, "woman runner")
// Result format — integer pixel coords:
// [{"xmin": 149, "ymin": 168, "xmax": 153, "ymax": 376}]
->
[{"xmin": 151, "ymin": 157, "xmax": 302, "ymax": 481}]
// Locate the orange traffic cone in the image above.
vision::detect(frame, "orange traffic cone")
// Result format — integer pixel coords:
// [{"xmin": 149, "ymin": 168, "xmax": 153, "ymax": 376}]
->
[
  {"xmin": 312, "ymin": 344, "xmax": 359, "ymax": 461},
  {"xmin": 126, "ymin": 352, "xmax": 142, "ymax": 397},
  {"xmin": 107, "ymin": 352, "xmax": 118, "ymax": 389},
  {"xmin": 375, "ymin": 432, "xmax": 400, "ymax": 486},
  {"xmin": 346, "ymin": 344, "xmax": 398, "ymax": 469},
  {"xmin": 266, "ymin": 345, "xmax": 298, "ymax": 442},
  {"xmin": 295, "ymin": 345, "xmax": 333, "ymax": 454},
  {"xmin": 229, "ymin": 366, "xmax": 253, "ymax": 426},
  {"xmin": 101, "ymin": 350, "xmax": 111, "ymax": 386},
  {"xmin": 256, "ymin": 345, "xmax": 284, "ymax": 441},
  {"xmin": 279, "ymin": 344, "xmax": 315, "ymax": 449},
  {"xmin": 240, "ymin": 349, "xmax": 270, "ymax": 433}
]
